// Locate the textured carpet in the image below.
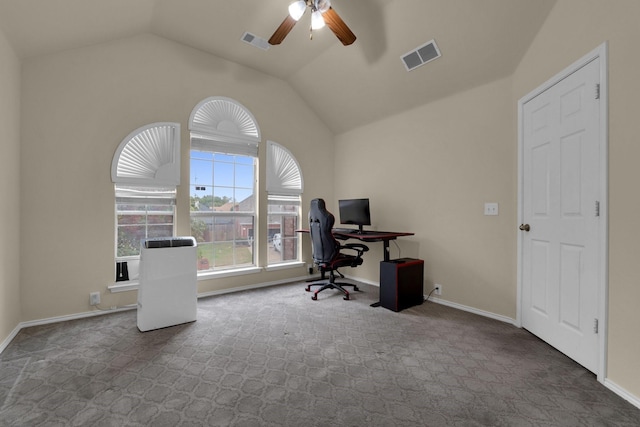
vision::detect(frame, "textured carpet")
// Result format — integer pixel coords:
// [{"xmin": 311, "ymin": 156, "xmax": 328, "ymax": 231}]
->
[{"xmin": 1, "ymin": 282, "xmax": 639, "ymax": 426}]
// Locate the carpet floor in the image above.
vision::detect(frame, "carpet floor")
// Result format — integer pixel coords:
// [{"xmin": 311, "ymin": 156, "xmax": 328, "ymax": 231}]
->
[{"xmin": 1, "ymin": 281, "xmax": 639, "ymax": 426}]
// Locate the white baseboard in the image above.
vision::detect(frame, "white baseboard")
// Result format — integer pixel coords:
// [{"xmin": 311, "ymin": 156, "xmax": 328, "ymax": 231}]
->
[
  {"xmin": 605, "ymin": 378, "xmax": 640, "ymax": 410},
  {"xmin": 0, "ymin": 323, "xmax": 22, "ymax": 355},
  {"xmin": 197, "ymin": 275, "xmax": 310, "ymax": 299},
  {"xmin": 427, "ymin": 296, "xmax": 517, "ymax": 325}
]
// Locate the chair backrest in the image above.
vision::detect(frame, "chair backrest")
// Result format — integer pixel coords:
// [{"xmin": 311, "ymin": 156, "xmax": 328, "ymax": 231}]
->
[{"xmin": 309, "ymin": 198, "xmax": 340, "ymax": 264}]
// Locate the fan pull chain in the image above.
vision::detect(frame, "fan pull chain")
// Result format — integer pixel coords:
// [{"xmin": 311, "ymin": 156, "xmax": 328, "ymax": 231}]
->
[{"xmin": 309, "ymin": 25, "xmax": 313, "ymax": 40}]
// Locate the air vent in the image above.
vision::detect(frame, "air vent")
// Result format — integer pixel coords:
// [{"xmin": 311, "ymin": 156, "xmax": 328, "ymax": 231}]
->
[
  {"xmin": 241, "ymin": 32, "xmax": 270, "ymax": 51},
  {"xmin": 401, "ymin": 39, "xmax": 441, "ymax": 71}
]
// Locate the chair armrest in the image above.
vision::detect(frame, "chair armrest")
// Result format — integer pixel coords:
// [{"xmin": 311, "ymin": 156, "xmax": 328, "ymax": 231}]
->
[{"xmin": 340, "ymin": 243, "xmax": 369, "ymax": 257}]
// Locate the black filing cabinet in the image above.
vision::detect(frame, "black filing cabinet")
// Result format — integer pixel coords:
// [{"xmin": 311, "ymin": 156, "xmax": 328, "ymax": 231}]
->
[{"xmin": 380, "ymin": 258, "xmax": 424, "ymax": 312}]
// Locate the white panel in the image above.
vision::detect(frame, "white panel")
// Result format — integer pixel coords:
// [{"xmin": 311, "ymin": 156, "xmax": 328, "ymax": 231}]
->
[
  {"xmin": 531, "ymin": 143, "xmax": 550, "ymax": 216},
  {"xmin": 531, "ymin": 240, "xmax": 549, "ymax": 315},
  {"xmin": 531, "ymin": 102, "xmax": 549, "ymax": 133},
  {"xmin": 560, "ymin": 85, "xmax": 583, "ymax": 118},
  {"xmin": 560, "ymin": 132, "xmax": 583, "ymax": 216},
  {"xmin": 559, "ymin": 244, "xmax": 583, "ymax": 332},
  {"xmin": 138, "ymin": 240, "xmax": 197, "ymax": 332}
]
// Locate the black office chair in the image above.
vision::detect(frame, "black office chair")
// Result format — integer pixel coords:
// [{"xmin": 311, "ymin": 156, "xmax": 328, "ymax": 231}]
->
[{"xmin": 306, "ymin": 198, "xmax": 369, "ymax": 300}]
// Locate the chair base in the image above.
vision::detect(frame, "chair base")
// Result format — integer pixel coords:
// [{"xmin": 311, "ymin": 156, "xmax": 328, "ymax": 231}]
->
[{"xmin": 305, "ymin": 281, "xmax": 359, "ymax": 300}]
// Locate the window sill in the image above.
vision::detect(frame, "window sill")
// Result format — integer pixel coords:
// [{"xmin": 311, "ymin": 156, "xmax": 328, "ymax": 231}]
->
[
  {"xmin": 197, "ymin": 266, "xmax": 262, "ymax": 281},
  {"xmin": 108, "ymin": 280, "xmax": 139, "ymax": 293},
  {"xmin": 265, "ymin": 261, "xmax": 305, "ymax": 272},
  {"xmin": 107, "ymin": 264, "xmax": 296, "ymax": 290}
]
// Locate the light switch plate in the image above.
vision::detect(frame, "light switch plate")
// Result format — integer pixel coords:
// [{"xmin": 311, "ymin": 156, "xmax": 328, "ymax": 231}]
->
[{"xmin": 484, "ymin": 202, "xmax": 499, "ymax": 216}]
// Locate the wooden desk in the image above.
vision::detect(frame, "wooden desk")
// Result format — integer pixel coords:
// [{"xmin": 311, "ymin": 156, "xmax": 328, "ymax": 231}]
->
[
  {"xmin": 297, "ymin": 229, "xmax": 414, "ymax": 262},
  {"xmin": 331, "ymin": 230, "xmax": 414, "ymax": 262}
]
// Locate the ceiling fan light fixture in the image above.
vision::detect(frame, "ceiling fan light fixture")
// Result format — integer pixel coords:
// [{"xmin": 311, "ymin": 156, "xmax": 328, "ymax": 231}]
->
[
  {"xmin": 311, "ymin": 10, "xmax": 325, "ymax": 29},
  {"xmin": 316, "ymin": 0, "xmax": 331, "ymax": 13},
  {"xmin": 288, "ymin": 1, "xmax": 306, "ymax": 21}
]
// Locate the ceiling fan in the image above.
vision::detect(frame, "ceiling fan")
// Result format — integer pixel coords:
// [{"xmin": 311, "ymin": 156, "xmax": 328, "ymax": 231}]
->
[{"xmin": 268, "ymin": 0, "xmax": 356, "ymax": 46}]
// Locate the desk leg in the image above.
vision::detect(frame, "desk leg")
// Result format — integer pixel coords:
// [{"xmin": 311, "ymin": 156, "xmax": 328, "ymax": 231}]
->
[{"xmin": 371, "ymin": 240, "xmax": 391, "ymax": 307}]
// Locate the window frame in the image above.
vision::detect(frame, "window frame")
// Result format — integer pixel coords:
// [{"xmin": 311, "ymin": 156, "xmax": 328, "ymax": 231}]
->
[
  {"xmin": 265, "ymin": 141, "xmax": 304, "ymax": 267},
  {"xmin": 190, "ymin": 150, "xmax": 257, "ymax": 272},
  {"xmin": 267, "ymin": 194, "xmax": 302, "ymax": 266},
  {"xmin": 188, "ymin": 97, "xmax": 261, "ymax": 276},
  {"xmin": 110, "ymin": 123, "xmax": 180, "ymax": 287}
]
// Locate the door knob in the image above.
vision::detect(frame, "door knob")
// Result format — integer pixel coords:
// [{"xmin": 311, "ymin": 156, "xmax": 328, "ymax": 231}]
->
[{"xmin": 519, "ymin": 224, "xmax": 530, "ymax": 232}]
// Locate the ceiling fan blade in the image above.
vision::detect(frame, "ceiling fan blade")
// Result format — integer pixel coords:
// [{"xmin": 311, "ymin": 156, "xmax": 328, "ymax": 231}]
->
[
  {"xmin": 322, "ymin": 7, "xmax": 356, "ymax": 46},
  {"xmin": 268, "ymin": 15, "xmax": 298, "ymax": 45}
]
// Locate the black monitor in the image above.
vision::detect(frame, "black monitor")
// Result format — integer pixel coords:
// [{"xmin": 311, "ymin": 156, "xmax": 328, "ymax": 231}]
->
[{"xmin": 338, "ymin": 198, "xmax": 371, "ymax": 233}]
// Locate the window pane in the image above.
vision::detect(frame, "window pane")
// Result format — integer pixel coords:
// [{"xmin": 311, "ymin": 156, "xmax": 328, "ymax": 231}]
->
[
  {"xmin": 213, "ymin": 161, "xmax": 234, "ymax": 187},
  {"xmin": 267, "ymin": 197, "xmax": 301, "ymax": 265},
  {"xmin": 235, "ymin": 163, "xmax": 254, "ymax": 188},
  {"xmin": 235, "ymin": 156, "xmax": 253, "ymax": 165},
  {"xmin": 192, "ymin": 215, "xmax": 254, "ymax": 272},
  {"xmin": 191, "ymin": 150, "xmax": 214, "ymax": 161},
  {"xmin": 191, "ymin": 216, "xmax": 212, "ymax": 244},
  {"xmin": 214, "ymin": 153, "xmax": 234, "ymax": 162},
  {"xmin": 197, "ymin": 243, "xmax": 214, "ymax": 271},
  {"xmin": 190, "ymin": 147, "xmax": 256, "ymax": 272},
  {"xmin": 116, "ymin": 203, "xmax": 175, "ymax": 258},
  {"xmin": 117, "ymin": 225, "xmax": 145, "ymax": 257},
  {"xmin": 191, "ymin": 158, "xmax": 213, "ymax": 186},
  {"xmin": 148, "ymin": 224, "xmax": 173, "ymax": 238},
  {"xmin": 235, "ymin": 188, "xmax": 253, "ymax": 208},
  {"xmin": 213, "ymin": 187, "xmax": 234, "ymax": 209}
]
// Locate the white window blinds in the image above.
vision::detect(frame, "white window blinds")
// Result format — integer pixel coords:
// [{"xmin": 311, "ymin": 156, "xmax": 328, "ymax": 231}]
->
[
  {"xmin": 189, "ymin": 97, "xmax": 260, "ymax": 157},
  {"xmin": 266, "ymin": 140, "xmax": 303, "ymax": 195},
  {"xmin": 111, "ymin": 122, "xmax": 181, "ymax": 186}
]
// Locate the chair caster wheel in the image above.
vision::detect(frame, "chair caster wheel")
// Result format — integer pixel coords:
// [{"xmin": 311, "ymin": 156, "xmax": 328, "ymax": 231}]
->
[
  {"xmin": 311, "ymin": 294, "xmax": 318, "ymax": 301},
  {"xmin": 305, "ymin": 286, "xmax": 311, "ymax": 292},
  {"xmin": 343, "ymin": 296, "xmax": 350, "ymax": 300},
  {"xmin": 353, "ymin": 286, "xmax": 359, "ymax": 292}
]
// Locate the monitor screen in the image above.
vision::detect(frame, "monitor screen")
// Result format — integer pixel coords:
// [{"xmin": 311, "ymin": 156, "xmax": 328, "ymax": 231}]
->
[{"xmin": 338, "ymin": 198, "xmax": 371, "ymax": 231}]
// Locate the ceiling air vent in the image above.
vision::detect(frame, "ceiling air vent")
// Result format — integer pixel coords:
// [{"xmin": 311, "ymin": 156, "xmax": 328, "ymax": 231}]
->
[
  {"xmin": 401, "ymin": 39, "xmax": 441, "ymax": 72},
  {"xmin": 241, "ymin": 32, "xmax": 270, "ymax": 51}
]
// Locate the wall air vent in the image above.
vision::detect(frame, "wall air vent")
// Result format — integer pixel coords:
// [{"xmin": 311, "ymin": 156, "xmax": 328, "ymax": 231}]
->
[
  {"xmin": 401, "ymin": 39, "xmax": 441, "ymax": 72},
  {"xmin": 241, "ymin": 32, "xmax": 270, "ymax": 51}
]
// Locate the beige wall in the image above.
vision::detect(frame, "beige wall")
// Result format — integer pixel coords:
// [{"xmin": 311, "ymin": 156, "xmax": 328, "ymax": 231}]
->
[
  {"xmin": 335, "ymin": 0, "xmax": 640, "ymax": 401},
  {"xmin": 334, "ymin": 76, "xmax": 517, "ymax": 318},
  {"xmin": 19, "ymin": 34, "xmax": 333, "ymax": 321},
  {"xmin": 512, "ymin": 0, "xmax": 640, "ymax": 402},
  {"xmin": 0, "ymin": 27, "xmax": 21, "ymax": 344}
]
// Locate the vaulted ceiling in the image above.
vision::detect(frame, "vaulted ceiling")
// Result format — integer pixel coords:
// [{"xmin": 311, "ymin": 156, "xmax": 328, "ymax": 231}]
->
[{"xmin": 0, "ymin": 0, "xmax": 557, "ymax": 134}]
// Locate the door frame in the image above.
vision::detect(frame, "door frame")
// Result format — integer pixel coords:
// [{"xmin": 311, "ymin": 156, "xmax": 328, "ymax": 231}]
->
[{"xmin": 516, "ymin": 42, "xmax": 609, "ymax": 382}]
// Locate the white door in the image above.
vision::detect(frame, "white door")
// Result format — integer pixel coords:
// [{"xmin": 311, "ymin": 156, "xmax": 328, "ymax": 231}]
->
[{"xmin": 520, "ymin": 57, "xmax": 602, "ymax": 373}]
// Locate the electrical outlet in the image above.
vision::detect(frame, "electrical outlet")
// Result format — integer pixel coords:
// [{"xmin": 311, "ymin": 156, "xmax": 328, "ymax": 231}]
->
[
  {"xmin": 89, "ymin": 292, "xmax": 100, "ymax": 306},
  {"xmin": 484, "ymin": 202, "xmax": 499, "ymax": 216},
  {"xmin": 434, "ymin": 284, "xmax": 442, "ymax": 296}
]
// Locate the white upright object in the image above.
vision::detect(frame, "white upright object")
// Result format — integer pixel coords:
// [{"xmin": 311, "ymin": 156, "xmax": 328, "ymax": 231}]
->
[{"xmin": 137, "ymin": 237, "xmax": 197, "ymax": 332}]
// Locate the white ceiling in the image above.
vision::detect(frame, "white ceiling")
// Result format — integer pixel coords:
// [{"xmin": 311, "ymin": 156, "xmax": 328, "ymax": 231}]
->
[{"xmin": 0, "ymin": 0, "xmax": 557, "ymax": 134}]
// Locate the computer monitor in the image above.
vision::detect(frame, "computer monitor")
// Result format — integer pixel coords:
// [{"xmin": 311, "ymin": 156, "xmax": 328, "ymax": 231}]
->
[{"xmin": 338, "ymin": 198, "xmax": 371, "ymax": 233}]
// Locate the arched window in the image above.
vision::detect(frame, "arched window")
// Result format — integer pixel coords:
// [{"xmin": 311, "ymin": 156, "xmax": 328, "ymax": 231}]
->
[
  {"xmin": 266, "ymin": 141, "xmax": 303, "ymax": 266},
  {"xmin": 111, "ymin": 122, "xmax": 180, "ymax": 283},
  {"xmin": 189, "ymin": 97, "xmax": 260, "ymax": 273}
]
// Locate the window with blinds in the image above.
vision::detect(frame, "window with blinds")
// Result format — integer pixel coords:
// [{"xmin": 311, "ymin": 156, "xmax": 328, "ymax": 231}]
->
[
  {"xmin": 266, "ymin": 141, "xmax": 303, "ymax": 266},
  {"xmin": 189, "ymin": 97, "xmax": 260, "ymax": 272},
  {"xmin": 111, "ymin": 123, "xmax": 180, "ymax": 261}
]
